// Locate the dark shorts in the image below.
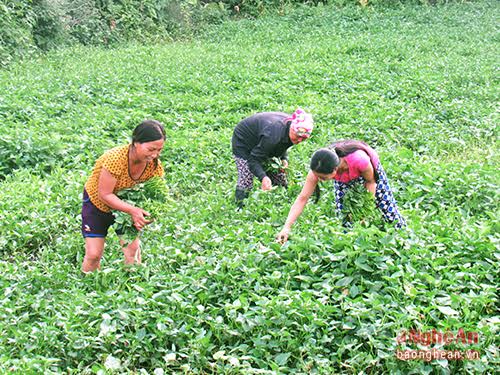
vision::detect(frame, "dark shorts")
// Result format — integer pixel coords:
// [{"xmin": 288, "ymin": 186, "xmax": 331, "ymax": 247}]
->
[{"xmin": 81, "ymin": 189, "xmax": 118, "ymax": 238}]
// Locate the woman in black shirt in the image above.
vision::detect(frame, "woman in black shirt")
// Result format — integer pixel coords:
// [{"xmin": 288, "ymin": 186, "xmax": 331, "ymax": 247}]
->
[{"xmin": 231, "ymin": 108, "xmax": 314, "ymax": 205}]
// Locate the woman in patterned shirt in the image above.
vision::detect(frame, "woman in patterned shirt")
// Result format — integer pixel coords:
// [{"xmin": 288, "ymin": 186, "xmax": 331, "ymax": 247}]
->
[{"xmin": 81, "ymin": 120, "xmax": 165, "ymax": 272}]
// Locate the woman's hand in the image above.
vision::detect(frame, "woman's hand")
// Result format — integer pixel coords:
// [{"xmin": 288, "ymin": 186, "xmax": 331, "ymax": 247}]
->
[
  {"xmin": 261, "ymin": 176, "xmax": 272, "ymax": 191},
  {"xmin": 276, "ymin": 228, "xmax": 290, "ymax": 244},
  {"xmin": 97, "ymin": 169, "xmax": 154, "ymax": 231},
  {"xmin": 130, "ymin": 207, "xmax": 152, "ymax": 231}
]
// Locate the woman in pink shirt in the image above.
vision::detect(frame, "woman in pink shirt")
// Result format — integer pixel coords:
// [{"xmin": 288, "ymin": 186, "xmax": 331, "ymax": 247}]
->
[{"xmin": 277, "ymin": 140, "xmax": 406, "ymax": 243}]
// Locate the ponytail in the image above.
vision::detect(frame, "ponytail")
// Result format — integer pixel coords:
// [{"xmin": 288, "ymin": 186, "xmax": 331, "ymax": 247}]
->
[
  {"xmin": 313, "ymin": 185, "xmax": 321, "ymax": 204},
  {"xmin": 310, "ymin": 148, "xmax": 340, "ymax": 204}
]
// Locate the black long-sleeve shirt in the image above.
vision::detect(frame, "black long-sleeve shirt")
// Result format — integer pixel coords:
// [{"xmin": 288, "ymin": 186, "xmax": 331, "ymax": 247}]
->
[{"xmin": 231, "ymin": 112, "xmax": 293, "ymax": 181}]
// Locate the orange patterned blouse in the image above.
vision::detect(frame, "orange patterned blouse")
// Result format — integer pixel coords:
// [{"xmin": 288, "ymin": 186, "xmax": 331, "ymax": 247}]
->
[{"xmin": 84, "ymin": 144, "xmax": 164, "ymax": 212}]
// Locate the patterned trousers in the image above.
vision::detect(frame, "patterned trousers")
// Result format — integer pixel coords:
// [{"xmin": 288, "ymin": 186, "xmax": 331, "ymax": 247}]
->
[
  {"xmin": 234, "ymin": 156, "xmax": 287, "ymax": 192},
  {"xmin": 334, "ymin": 163, "xmax": 406, "ymax": 229}
]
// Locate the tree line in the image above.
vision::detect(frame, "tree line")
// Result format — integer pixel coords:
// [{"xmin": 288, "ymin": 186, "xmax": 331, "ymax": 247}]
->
[{"xmin": 0, "ymin": 0, "xmax": 463, "ymax": 66}]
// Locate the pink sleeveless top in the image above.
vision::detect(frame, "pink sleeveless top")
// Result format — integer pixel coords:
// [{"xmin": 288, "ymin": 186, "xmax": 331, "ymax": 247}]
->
[{"xmin": 334, "ymin": 150, "xmax": 377, "ymax": 183}]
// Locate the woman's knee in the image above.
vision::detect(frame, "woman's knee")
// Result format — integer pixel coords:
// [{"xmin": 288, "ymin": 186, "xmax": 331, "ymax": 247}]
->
[{"xmin": 84, "ymin": 239, "xmax": 105, "ymax": 261}]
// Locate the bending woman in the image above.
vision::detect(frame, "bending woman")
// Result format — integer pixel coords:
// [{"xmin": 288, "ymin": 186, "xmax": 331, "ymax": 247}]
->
[
  {"xmin": 231, "ymin": 108, "xmax": 313, "ymax": 206},
  {"xmin": 276, "ymin": 140, "xmax": 406, "ymax": 243},
  {"xmin": 81, "ymin": 120, "xmax": 166, "ymax": 272}
]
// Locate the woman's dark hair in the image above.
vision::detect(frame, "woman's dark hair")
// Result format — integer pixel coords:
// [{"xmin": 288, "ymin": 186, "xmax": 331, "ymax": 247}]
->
[
  {"xmin": 132, "ymin": 119, "xmax": 166, "ymax": 144},
  {"xmin": 331, "ymin": 140, "xmax": 373, "ymax": 159},
  {"xmin": 131, "ymin": 119, "xmax": 166, "ymax": 168},
  {"xmin": 311, "ymin": 140, "xmax": 377, "ymax": 203},
  {"xmin": 310, "ymin": 148, "xmax": 339, "ymax": 203},
  {"xmin": 310, "ymin": 148, "xmax": 340, "ymax": 174}
]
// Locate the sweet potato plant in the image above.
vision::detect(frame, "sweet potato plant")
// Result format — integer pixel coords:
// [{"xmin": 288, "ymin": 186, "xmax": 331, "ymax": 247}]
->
[{"xmin": 0, "ymin": 1, "xmax": 498, "ymax": 374}]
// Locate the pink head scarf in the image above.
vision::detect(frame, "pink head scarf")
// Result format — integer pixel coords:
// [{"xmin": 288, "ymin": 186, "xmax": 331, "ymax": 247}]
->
[{"xmin": 286, "ymin": 108, "xmax": 314, "ymax": 138}]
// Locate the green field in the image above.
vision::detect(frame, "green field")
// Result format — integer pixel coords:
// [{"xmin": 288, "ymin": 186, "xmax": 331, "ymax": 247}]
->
[{"xmin": 0, "ymin": 1, "xmax": 498, "ymax": 373}]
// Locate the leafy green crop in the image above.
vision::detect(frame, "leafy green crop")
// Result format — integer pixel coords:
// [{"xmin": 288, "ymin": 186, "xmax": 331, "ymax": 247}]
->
[
  {"xmin": 115, "ymin": 177, "xmax": 170, "ymax": 243},
  {"xmin": 0, "ymin": 1, "xmax": 498, "ymax": 373},
  {"xmin": 342, "ymin": 182, "xmax": 383, "ymax": 228}
]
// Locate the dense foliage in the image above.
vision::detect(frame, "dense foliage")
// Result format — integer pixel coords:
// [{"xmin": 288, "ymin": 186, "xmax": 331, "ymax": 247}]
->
[
  {"xmin": 0, "ymin": 0, "xmax": 478, "ymax": 65},
  {"xmin": 0, "ymin": 1, "xmax": 498, "ymax": 373}
]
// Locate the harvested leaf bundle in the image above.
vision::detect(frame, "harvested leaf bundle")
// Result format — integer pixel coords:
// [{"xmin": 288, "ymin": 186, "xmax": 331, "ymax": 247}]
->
[
  {"xmin": 114, "ymin": 177, "xmax": 169, "ymax": 242},
  {"xmin": 264, "ymin": 157, "xmax": 286, "ymax": 173},
  {"xmin": 342, "ymin": 183, "xmax": 382, "ymax": 227}
]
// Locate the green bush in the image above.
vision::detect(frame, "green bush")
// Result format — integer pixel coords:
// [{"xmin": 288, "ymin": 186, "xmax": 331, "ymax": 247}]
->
[
  {"xmin": 0, "ymin": 168, "xmax": 83, "ymax": 255},
  {"xmin": 32, "ymin": 0, "xmax": 65, "ymax": 50},
  {"xmin": 0, "ymin": 0, "xmax": 227, "ymax": 63},
  {"xmin": 0, "ymin": 0, "xmax": 36, "ymax": 66},
  {"xmin": 62, "ymin": 0, "xmax": 112, "ymax": 45}
]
